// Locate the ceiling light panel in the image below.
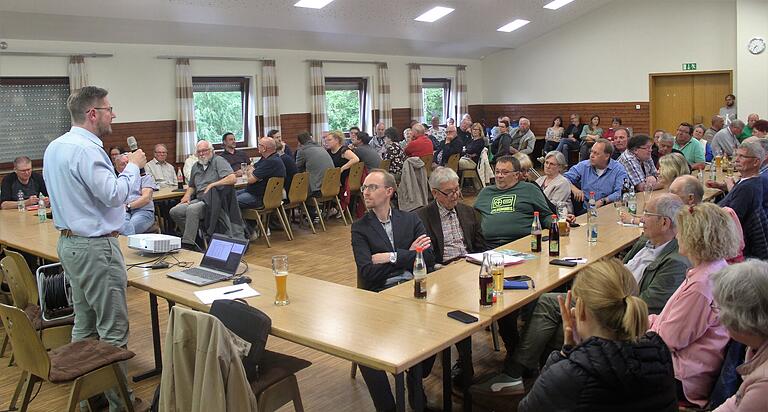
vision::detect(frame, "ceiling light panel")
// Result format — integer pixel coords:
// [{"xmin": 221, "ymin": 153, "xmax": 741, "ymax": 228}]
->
[
  {"xmin": 543, "ymin": 0, "xmax": 576, "ymax": 10},
  {"xmin": 415, "ymin": 6, "xmax": 455, "ymax": 23},
  {"xmin": 497, "ymin": 19, "xmax": 530, "ymax": 33},
  {"xmin": 294, "ymin": 0, "xmax": 335, "ymax": 9}
]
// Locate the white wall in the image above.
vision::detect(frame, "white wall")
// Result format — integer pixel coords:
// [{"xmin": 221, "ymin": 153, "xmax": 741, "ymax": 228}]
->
[
  {"xmin": 482, "ymin": 0, "xmax": 737, "ymax": 104},
  {"xmin": 0, "ymin": 39, "xmax": 482, "ymax": 122},
  {"xmin": 736, "ymin": 0, "xmax": 768, "ymax": 117}
]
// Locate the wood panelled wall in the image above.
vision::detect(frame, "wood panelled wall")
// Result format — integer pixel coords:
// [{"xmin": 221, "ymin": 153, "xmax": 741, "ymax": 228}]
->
[{"xmin": 469, "ymin": 102, "xmax": 651, "ymax": 137}]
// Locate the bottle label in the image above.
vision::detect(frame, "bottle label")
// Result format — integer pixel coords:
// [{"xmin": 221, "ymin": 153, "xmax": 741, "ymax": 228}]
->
[{"xmin": 549, "ymin": 241, "xmax": 559, "ymax": 253}]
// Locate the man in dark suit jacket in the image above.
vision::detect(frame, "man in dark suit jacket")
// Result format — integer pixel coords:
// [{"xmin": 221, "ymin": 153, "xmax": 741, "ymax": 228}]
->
[
  {"xmin": 416, "ymin": 166, "xmax": 487, "ymax": 387},
  {"xmin": 350, "ymin": 168, "xmax": 435, "ymax": 411}
]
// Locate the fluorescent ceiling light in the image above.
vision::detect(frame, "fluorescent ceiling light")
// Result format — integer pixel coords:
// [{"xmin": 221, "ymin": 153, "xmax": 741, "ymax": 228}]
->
[
  {"xmin": 544, "ymin": 0, "xmax": 576, "ymax": 10},
  {"xmin": 415, "ymin": 6, "xmax": 455, "ymax": 23},
  {"xmin": 294, "ymin": 0, "xmax": 335, "ymax": 9},
  {"xmin": 497, "ymin": 19, "xmax": 530, "ymax": 32}
]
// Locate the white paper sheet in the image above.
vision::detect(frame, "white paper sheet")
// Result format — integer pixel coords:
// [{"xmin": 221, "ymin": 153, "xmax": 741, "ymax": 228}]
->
[{"xmin": 194, "ymin": 284, "xmax": 260, "ymax": 304}]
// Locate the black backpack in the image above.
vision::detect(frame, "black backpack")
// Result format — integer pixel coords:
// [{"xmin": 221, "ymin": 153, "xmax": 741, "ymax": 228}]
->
[{"xmin": 210, "ymin": 298, "xmax": 271, "ymax": 382}]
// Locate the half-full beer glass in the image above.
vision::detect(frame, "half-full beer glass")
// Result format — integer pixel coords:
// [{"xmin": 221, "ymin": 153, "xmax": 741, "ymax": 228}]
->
[{"xmin": 272, "ymin": 255, "xmax": 289, "ymax": 305}]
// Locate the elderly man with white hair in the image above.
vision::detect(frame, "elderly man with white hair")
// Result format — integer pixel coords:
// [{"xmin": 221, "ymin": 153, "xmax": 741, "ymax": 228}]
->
[
  {"xmin": 508, "ymin": 117, "xmax": 536, "ymax": 155},
  {"xmin": 712, "ymin": 119, "xmax": 745, "ymax": 157},
  {"xmin": 711, "ymin": 260, "xmax": 768, "ymax": 412},
  {"xmin": 370, "ymin": 121, "xmax": 387, "ymax": 154},
  {"xmin": 170, "ymin": 139, "xmax": 236, "ymax": 249}
]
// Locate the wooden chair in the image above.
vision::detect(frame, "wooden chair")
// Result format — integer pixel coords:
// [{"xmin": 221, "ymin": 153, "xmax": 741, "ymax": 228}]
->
[
  {"xmin": 251, "ymin": 350, "xmax": 311, "ymax": 412},
  {"xmin": 345, "ymin": 162, "xmax": 365, "ymax": 222},
  {"xmin": 0, "ymin": 302, "xmax": 135, "ymax": 412},
  {"xmin": 241, "ymin": 177, "xmax": 291, "ymax": 248},
  {"xmin": 445, "ymin": 153, "xmax": 460, "ymax": 173},
  {"xmin": 312, "ymin": 168, "xmax": 348, "ymax": 232},
  {"xmin": 378, "ymin": 158, "xmax": 391, "ymax": 172},
  {"xmin": 0, "ymin": 265, "xmax": 11, "ymax": 358},
  {"xmin": 281, "ymin": 172, "xmax": 316, "ymax": 238},
  {"xmin": 419, "ymin": 154, "xmax": 434, "ymax": 178}
]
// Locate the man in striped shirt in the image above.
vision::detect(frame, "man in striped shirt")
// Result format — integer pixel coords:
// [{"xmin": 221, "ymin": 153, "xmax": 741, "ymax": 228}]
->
[{"xmin": 618, "ymin": 134, "xmax": 659, "ymax": 192}]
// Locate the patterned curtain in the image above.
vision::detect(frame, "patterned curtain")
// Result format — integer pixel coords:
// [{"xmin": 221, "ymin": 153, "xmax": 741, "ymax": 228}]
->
[
  {"xmin": 309, "ymin": 61, "xmax": 327, "ymax": 142},
  {"xmin": 262, "ymin": 60, "xmax": 281, "ymax": 135},
  {"xmin": 377, "ymin": 63, "xmax": 392, "ymax": 127},
  {"xmin": 456, "ymin": 65, "xmax": 468, "ymax": 120},
  {"xmin": 175, "ymin": 58, "xmax": 198, "ymax": 162},
  {"xmin": 409, "ymin": 64, "xmax": 423, "ymax": 123},
  {"xmin": 67, "ymin": 56, "xmax": 88, "ymax": 92}
]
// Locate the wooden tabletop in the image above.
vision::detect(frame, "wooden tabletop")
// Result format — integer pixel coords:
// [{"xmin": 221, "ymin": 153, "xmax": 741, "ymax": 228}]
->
[
  {"xmin": 153, "ymin": 180, "xmax": 249, "ymax": 201},
  {"xmin": 128, "ymin": 265, "xmax": 492, "ymax": 374},
  {"xmin": 382, "ymin": 201, "xmax": 644, "ymax": 317}
]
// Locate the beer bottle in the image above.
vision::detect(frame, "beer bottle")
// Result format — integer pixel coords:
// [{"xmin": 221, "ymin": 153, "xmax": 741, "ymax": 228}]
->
[
  {"xmin": 479, "ymin": 253, "xmax": 493, "ymax": 307},
  {"xmin": 413, "ymin": 247, "xmax": 427, "ymax": 299},
  {"xmin": 549, "ymin": 214, "xmax": 560, "ymax": 257},
  {"xmin": 176, "ymin": 168, "xmax": 185, "ymax": 190},
  {"xmin": 530, "ymin": 212, "xmax": 542, "ymax": 252}
]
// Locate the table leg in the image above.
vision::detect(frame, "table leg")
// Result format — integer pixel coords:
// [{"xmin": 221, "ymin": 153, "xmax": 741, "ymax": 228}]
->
[
  {"xmin": 442, "ymin": 348, "xmax": 452, "ymax": 412},
  {"xmin": 395, "ymin": 372, "xmax": 405, "ymax": 412},
  {"xmin": 132, "ymin": 293, "xmax": 163, "ymax": 382},
  {"xmin": 411, "ymin": 363, "xmax": 424, "ymax": 412},
  {"xmin": 462, "ymin": 367, "xmax": 473, "ymax": 412}
]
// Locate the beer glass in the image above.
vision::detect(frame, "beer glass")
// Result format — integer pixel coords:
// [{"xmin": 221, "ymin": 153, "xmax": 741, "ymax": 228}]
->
[
  {"xmin": 557, "ymin": 202, "xmax": 570, "ymax": 237},
  {"xmin": 490, "ymin": 253, "xmax": 505, "ymax": 296},
  {"xmin": 272, "ymin": 255, "xmax": 289, "ymax": 305}
]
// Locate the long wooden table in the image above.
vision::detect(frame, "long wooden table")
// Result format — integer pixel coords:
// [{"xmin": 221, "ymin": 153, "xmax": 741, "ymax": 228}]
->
[{"xmin": 128, "ymin": 262, "xmax": 491, "ymax": 411}]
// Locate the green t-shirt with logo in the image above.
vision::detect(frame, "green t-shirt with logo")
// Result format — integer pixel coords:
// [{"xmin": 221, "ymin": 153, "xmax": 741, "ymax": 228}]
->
[{"xmin": 474, "ymin": 182, "xmax": 555, "ymax": 246}]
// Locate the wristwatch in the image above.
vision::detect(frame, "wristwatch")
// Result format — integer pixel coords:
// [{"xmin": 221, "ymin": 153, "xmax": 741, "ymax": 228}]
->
[{"xmin": 389, "ymin": 252, "xmax": 397, "ymax": 263}]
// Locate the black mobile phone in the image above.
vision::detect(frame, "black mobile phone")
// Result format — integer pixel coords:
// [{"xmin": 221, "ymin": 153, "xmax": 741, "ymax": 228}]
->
[
  {"xmin": 550, "ymin": 259, "xmax": 578, "ymax": 267},
  {"xmin": 541, "ymin": 235, "xmax": 550, "ymax": 242},
  {"xmin": 447, "ymin": 310, "xmax": 479, "ymax": 324},
  {"xmin": 569, "ymin": 222, "xmax": 581, "ymax": 228}
]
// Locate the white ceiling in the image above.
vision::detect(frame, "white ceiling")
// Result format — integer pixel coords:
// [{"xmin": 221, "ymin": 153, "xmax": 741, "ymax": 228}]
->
[{"xmin": 0, "ymin": 0, "xmax": 617, "ymax": 59}]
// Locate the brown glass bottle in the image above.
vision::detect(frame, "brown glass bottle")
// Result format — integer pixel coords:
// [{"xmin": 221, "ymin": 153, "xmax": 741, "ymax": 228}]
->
[{"xmin": 549, "ymin": 214, "xmax": 560, "ymax": 257}]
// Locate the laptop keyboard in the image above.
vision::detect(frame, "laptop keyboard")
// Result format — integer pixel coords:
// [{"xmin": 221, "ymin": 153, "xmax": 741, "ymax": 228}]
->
[{"xmin": 184, "ymin": 267, "xmax": 227, "ymax": 280}]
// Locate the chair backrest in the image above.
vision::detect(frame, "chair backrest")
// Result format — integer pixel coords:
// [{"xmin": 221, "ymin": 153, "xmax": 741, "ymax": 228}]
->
[
  {"xmin": 379, "ymin": 158, "xmax": 392, "ymax": 172},
  {"xmin": 287, "ymin": 172, "xmax": 310, "ymax": 204},
  {"xmin": 0, "ymin": 302, "xmax": 51, "ymax": 379},
  {"xmin": 347, "ymin": 162, "xmax": 365, "ymax": 193},
  {"xmin": 446, "ymin": 153, "xmax": 460, "ymax": 173},
  {"xmin": 0, "ymin": 250, "xmax": 39, "ymax": 309},
  {"xmin": 419, "ymin": 154, "xmax": 434, "ymax": 177},
  {"xmin": 320, "ymin": 167, "xmax": 342, "ymax": 198},
  {"xmin": 261, "ymin": 177, "xmax": 285, "ymax": 210}
]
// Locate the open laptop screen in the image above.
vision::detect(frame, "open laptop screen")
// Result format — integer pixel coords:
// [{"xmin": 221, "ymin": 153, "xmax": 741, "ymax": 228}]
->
[{"xmin": 199, "ymin": 234, "xmax": 248, "ymax": 275}]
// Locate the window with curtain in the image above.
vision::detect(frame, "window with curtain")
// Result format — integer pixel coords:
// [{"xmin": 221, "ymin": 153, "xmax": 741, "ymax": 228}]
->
[
  {"xmin": 192, "ymin": 76, "xmax": 251, "ymax": 146},
  {"xmin": 0, "ymin": 77, "xmax": 71, "ymax": 164},
  {"xmin": 422, "ymin": 78, "xmax": 452, "ymax": 123},
  {"xmin": 325, "ymin": 77, "xmax": 368, "ymax": 133}
]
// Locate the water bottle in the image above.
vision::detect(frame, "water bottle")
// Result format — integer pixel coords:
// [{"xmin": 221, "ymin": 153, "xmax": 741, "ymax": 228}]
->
[
  {"xmin": 587, "ymin": 192, "xmax": 598, "ymax": 243},
  {"xmin": 588, "ymin": 191, "xmax": 597, "ymax": 217},
  {"xmin": 37, "ymin": 193, "xmax": 46, "ymax": 223},
  {"xmin": 627, "ymin": 186, "xmax": 637, "ymax": 216},
  {"xmin": 16, "ymin": 190, "xmax": 24, "ymax": 212}
]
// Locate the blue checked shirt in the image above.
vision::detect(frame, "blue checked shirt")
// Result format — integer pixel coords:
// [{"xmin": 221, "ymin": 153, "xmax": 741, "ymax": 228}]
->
[{"xmin": 564, "ymin": 158, "xmax": 628, "ymax": 207}]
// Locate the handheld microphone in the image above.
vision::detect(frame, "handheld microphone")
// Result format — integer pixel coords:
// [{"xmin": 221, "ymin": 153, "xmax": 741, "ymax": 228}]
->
[{"xmin": 125, "ymin": 136, "xmax": 145, "ymax": 175}]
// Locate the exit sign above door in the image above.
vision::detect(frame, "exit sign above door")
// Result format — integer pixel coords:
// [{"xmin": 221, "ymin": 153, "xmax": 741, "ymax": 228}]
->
[{"xmin": 682, "ymin": 63, "xmax": 697, "ymax": 71}]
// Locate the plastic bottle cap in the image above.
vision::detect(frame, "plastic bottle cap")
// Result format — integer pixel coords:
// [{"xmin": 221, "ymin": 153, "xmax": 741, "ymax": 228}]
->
[
  {"xmin": 552, "ymin": 214, "xmax": 557, "ymax": 219},
  {"xmin": 590, "ymin": 191, "xmax": 595, "ymax": 195},
  {"xmin": 416, "ymin": 246, "xmax": 424, "ymax": 253},
  {"xmin": 534, "ymin": 211, "xmax": 539, "ymax": 216}
]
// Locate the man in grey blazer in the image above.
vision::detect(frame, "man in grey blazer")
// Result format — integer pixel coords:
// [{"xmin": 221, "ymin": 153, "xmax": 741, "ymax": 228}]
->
[{"xmin": 472, "ymin": 193, "xmax": 689, "ymax": 395}]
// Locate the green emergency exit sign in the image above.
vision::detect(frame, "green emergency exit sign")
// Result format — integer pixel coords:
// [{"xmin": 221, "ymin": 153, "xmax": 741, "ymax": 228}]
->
[{"xmin": 682, "ymin": 63, "xmax": 697, "ymax": 71}]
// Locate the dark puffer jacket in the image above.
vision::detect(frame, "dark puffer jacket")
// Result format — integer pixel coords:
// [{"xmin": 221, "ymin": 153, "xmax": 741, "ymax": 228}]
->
[{"xmin": 518, "ymin": 332, "xmax": 677, "ymax": 412}]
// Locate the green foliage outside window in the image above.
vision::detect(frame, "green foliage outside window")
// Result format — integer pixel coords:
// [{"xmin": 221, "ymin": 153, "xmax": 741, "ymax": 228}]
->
[
  {"xmin": 423, "ymin": 88, "xmax": 444, "ymax": 123},
  {"xmin": 326, "ymin": 89, "xmax": 361, "ymax": 132},
  {"xmin": 194, "ymin": 91, "xmax": 244, "ymax": 144}
]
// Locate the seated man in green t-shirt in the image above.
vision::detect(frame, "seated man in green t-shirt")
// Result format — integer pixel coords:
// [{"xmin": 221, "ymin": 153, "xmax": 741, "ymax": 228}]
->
[{"xmin": 474, "ymin": 155, "xmax": 555, "ymax": 248}]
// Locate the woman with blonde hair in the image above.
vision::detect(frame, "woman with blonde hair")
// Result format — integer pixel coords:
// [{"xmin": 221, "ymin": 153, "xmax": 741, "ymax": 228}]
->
[
  {"xmin": 658, "ymin": 152, "xmax": 690, "ymax": 188},
  {"xmin": 512, "ymin": 152, "xmax": 537, "ymax": 182},
  {"xmin": 649, "ymin": 202, "xmax": 739, "ymax": 408},
  {"xmin": 519, "ymin": 258, "xmax": 676, "ymax": 411},
  {"xmin": 459, "ymin": 122, "xmax": 486, "ymax": 171}
]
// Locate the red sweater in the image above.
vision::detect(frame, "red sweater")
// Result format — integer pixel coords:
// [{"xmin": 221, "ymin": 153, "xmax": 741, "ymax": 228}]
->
[{"xmin": 405, "ymin": 135, "xmax": 434, "ymax": 157}]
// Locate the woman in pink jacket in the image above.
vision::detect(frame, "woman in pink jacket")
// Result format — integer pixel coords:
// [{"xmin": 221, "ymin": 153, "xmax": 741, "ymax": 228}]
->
[
  {"xmin": 712, "ymin": 260, "xmax": 768, "ymax": 412},
  {"xmin": 648, "ymin": 203, "xmax": 740, "ymax": 407}
]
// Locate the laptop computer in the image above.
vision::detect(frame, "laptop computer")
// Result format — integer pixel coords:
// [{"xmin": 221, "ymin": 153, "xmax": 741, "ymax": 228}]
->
[{"xmin": 167, "ymin": 234, "xmax": 248, "ymax": 286}]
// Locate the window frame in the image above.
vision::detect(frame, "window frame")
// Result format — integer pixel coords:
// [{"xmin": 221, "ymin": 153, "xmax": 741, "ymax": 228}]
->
[
  {"xmin": 0, "ymin": 76, "xmax": 70, "ymax": 169},
  {"xmin": 191, "ymin": 76, "xmax": 251, "ymax": 149},
  {"xmin": 324, "ymin": 77, "xmax": 369, "ymax": 134},
  {"xmin": 421, "ymin": 77, "xmax": 452, "ymax": 124}
]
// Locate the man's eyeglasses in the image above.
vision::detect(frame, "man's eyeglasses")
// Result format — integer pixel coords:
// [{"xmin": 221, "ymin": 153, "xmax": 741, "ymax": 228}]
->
[
  {"xmin": 734, "ymin": 153, "xmax": 758, "ymax": 159},
  {"xmin": 435, "ymin": 187, "xmax": 461, "ymax": 197},
  {"xmin": 361, "ymin": 184, "xmax": 383, "ymax": 193},
  {"xmin": 642, "ymin": 210, "xmax": 668, "ymax": 221},
  {"xmin": 90, "ymin": 106, "xmax": 114, "ymax": 113},
  {"xmin": 197, "ymin": 148, "xmax": 212, "ymax": 154},
  {"xmin": 495, "ymin": 169, "xmax": 514, "ymax": 176}
]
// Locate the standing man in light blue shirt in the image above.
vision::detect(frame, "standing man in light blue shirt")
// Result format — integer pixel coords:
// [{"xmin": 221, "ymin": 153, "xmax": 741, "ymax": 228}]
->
[
  {"xmin": 564, "ymin": 138, "xmax": 628, "ymax": 212},
  {"xmin": 43, "ymin": 86, "xmax": 146, "ymax": 410}
]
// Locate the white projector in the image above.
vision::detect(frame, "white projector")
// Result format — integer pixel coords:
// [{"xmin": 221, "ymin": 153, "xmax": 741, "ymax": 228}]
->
[{"xmin": 127, "ymin": 234, "xmax": 182, "ymax": 253}]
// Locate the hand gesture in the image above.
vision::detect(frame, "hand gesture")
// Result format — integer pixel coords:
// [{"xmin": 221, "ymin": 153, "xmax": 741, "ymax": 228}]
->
[
  {"xmin": 372, "ymin": 253, "xmax": 391, "ymax": 264},
  {"xmin": 571, "ymin": 187, "xmax": 584, "ymax": 202},
  {"xmin": 409, "ymin": 234, "xmax": 431, "ymax": 251},
  {"xmin": 128, "ymin": 149, "xmax": 147, "ymax": 169},
  {"xmin": 558, "ymin": 291, "xmax": 579, "ymax": 346},
  {"xmin": 180, "ymin": 195, "xmax": 191, "ymax": 204},
  {"xmin": 25, "ymin": 195, "xmax": 38, "ymax": 206}
]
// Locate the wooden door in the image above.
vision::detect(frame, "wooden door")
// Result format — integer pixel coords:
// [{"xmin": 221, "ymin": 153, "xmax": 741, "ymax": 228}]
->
[
  {"xmin": 693, "ymin": 73, "xmax": 731, "ymax": 128},
  {"xmin": 650, "ymin": 71, "xmax": 733, "ymax": 133},
  {"xmin": 651, "ymin": 75, "xmax": 693, "ymax": 134}
]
